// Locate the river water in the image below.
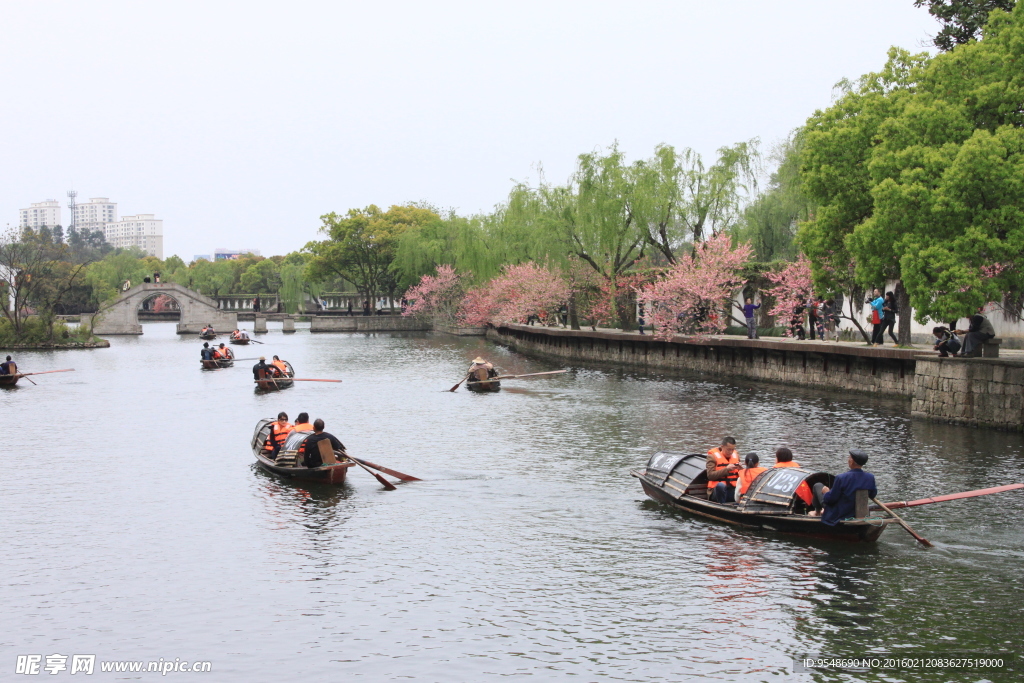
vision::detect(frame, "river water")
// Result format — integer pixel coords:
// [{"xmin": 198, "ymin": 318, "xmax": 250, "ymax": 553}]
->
[{"xmin": 2, "ymin": 323, "xmax": 1022, "ymax": 682}]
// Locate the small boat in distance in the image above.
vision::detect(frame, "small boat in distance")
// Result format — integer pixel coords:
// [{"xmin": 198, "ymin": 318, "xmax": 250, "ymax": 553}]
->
[
  {"xmin": 255, "ymin": 360, "xmax": 295, "ymax": 391},
  {"xmin": 0, "ymin": 363, "xmax": 76, "ymax": 387},
  {"xmin": 632, "ymin": 451, "xmax": 895, "ymax": 542},
  {"xmin": 251, "ymin": 419, "xmax": 353, "ymax": 484}
]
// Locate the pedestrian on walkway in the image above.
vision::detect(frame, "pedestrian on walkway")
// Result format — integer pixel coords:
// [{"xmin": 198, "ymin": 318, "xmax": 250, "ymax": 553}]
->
[
  {"xmin": 742, "ymin": 298, "xmax": 760, "ymax": 339},
  {"xmin": 880, "ymin": 291, "xmax": 899, "ymax": 345}
]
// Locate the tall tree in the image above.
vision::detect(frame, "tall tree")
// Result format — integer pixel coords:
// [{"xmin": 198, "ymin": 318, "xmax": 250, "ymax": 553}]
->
[{"xmin": 914, "ymin": 0, "xmax": 1016, "ymax": 51}]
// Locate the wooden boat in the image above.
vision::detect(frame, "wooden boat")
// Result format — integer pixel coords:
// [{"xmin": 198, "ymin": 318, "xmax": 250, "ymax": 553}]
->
[
  {"xmin": 0, "ymin": 374, "xmax": 19, "ymax": 387},
  {"xmin": 251, "ymin": 419, "xmax": 354, "ymax": 484},
  {"xmin": 229, "ymin": 337, "xmax": 250, "ymax": 345},
  {"xmin": 255, "ymin": 360, "xmax": 295, "ymax": 391},
  {"xmin": 199, "ymin": 331, "xmax": 217, "ymax": 340},
  {"xmin": 201, "ymin": 356, "xmax": 234, "ymax": 369},
  {"xmin": 465, "ymin": 366, "xmax": 500, "ymax": 392},
  {"xmin": 631, "ymin": 451, "xmax": 895, "ymax": 542}
]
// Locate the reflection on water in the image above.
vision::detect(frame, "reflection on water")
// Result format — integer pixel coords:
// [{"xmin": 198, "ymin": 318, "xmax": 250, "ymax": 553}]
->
[{"xmin": 1, "ymin": 322, "xmax": 1021, "ymax": 682}]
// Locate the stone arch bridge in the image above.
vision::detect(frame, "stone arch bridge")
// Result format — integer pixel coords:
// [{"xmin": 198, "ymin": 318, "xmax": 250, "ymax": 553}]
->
[{"xmin": 90, "ymin": 282, "xmax": 237, "ymax": 335}]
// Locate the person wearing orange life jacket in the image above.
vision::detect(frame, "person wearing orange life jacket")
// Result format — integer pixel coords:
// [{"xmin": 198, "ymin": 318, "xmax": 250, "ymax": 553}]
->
[
  {"xmin": 735, "ymin": 452, "xmax": 768, "ymax": 503},
  {"xmin": 214, "ymin": 343, "xmax": 233, "ymax": 361},
  {"xmin": 263, "ymin": 411, "xmax": 294, "ymax": 458},
  {"xmin": 773, "ymin": 447, "xmax": 814, "ymax": 510},
  {"xmin": 271, "ymin": 355, "xmax": 289, "ymax": 377},
  {"xmin": 706, "ymin": 436, "xmax": 741, "ymax": 504},
  {"xmin": 292, "ymin": 412, "xmax": 314, "ymax": 432}
]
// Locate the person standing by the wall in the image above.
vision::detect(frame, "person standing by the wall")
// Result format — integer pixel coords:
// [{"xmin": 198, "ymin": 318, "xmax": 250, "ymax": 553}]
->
[
  {"xmin": 742, "ymin": 298, "xmax": 760, "ymax": 339},
  {"xmin": 253, "ymin": 295, "xmax": 261, "ymax": 313},
  {"xmin": 880, "ymin": 291, "xmax": 899, "ymax": 346},
  {"xmin": 867, "ymin": 288, "xmax": 884, "ymax": 345}
]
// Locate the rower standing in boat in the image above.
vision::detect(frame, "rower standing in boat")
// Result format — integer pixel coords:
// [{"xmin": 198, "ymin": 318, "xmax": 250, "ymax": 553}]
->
[
  {"xmin": 0, "ymin": 355, "xmax": 14, "ymax": 375},
  {"xmin": 814, "ymin": 449, "xmax": 876, "ymax": 523},
  {"xmin": 706, "ymin": 437, "xmax": 741, "ymax": 504},
  {"xmin": 299, "ymin": 419, "xmax": 345, "ymax": 467}
]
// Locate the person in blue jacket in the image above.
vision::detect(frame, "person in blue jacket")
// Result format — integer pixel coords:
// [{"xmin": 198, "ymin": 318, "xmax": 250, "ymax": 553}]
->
[
  {"xmin": 812, "ymin": 449, "xmax": 877, "ymax": 525},
  {"xmin": 867, "ymin": 289, "xmax": 885, "ymax": 345}
]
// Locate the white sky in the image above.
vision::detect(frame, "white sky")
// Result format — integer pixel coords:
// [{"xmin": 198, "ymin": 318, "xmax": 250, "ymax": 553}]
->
[{"xmin": 1, "ymin": 1, "xmax": 940, "ymax": 261}]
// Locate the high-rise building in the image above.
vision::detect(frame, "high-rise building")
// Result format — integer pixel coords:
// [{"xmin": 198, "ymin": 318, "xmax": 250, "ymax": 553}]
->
[
  {"xmin": 19, "ymin": 200, "xmax": 62, "ymax": 229},
  {"xmin": 74, "ymin": 198, "xmax": 118, "ymax": 232},
  {"xmin": 104, "ymin": 214, "xmax": 164, "ymax": 259},
  {"xmin": 214, "ymin": 248, "xmax": 261, "ymax": 260}
]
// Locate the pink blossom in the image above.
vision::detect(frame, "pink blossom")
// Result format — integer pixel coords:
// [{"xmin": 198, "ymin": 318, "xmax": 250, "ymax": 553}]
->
[
  {"xmin": 402, "ymin": 265, "xmax": 468, "ymax": 325},
  {"xmin": 764, "ymin": 256, "xmax": 814, "ymax": 335},
  {"xmin": 459, "ymin": 262, "xmax": 569, "ymax": 326},
  {"xmin": 637, "ymin": 234, "xmax": 752, "ymax": 339}
]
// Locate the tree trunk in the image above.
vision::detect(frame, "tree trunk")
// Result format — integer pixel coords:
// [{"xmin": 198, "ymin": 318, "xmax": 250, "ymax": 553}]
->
[
  {"xmin": 568, "ymin": 291, "xmax": 580, "ymax": 330},
  {"xmin": 895, "ymin": 280, "xmax": 912, "ymax": 346}
]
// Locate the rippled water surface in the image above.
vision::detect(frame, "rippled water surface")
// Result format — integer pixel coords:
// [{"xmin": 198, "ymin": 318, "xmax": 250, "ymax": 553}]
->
[{"xmin": 2, "ymin": 324, "xmax": 1023, "ymax": 682}]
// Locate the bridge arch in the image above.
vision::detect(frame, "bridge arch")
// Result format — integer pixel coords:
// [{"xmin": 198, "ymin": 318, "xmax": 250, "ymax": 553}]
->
[{"xmin": 91, "ymin": 282, "xmax": 238, "ymax": 335}]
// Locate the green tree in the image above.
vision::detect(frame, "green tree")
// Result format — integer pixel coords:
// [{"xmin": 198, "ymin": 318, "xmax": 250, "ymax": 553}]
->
[
  {"xmin": 307, "ymin": 204, "xmax": 440, "ymax": 303},
  {"xmin": 239, "ymin": 258, "xmax": 281, "ymax": 293},
  {"xmin": 914, "ymin": 0, "xmax": 1016, "ymax": 51},
  {"xmin": 798, "ymin": 48, "xmax": 929, "ymax": 343},
  {"xmin": 83, "ymin": 248, "xmax": 152, "ymax": 305}
]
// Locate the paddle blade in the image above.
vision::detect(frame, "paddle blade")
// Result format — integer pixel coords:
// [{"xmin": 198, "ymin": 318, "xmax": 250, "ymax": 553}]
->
[
  {"xmin": 371, "ymin": 470, "xmax": 397, "ymax": 490},
  {"xmin": 358, "ymin": 459, "xmax": 422, "ymax": 482}
]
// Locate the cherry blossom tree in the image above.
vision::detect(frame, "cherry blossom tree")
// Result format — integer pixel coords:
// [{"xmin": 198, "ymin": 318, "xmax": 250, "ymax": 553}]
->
[
  {"xmin": 459, "ymin": 262, "xmax": 568, "ymax": 326},
  {"xmin": 637, "ymin": 234, "xmax": 752, "ymax": 339},
  {"xmin": 402, "ymin": 265, "xmax": 468, "ymax": 327},
  {"xmin": 764, "ymin": 255, "xmax": 814, "ymax": 337}
]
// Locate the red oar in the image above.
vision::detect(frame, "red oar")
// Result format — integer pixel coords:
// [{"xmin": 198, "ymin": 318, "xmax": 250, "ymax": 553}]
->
[
  {"xmin": 356, "ymin": 458, "xmax": 421, "ymax": 482},
  {"xmin": 17, "ymin": 369, "xmax": 75, "ymax": 377},
  {"xmin": 341, "ymin": 451, "xmax": 396, "ymax": 490},
  {"xmin": 873, "ymin": 483, "xmax": 1024, "ymax": 510},
  {"xmin": 252, "ymin": 378, "xmax": 342, "ymax": 383}
]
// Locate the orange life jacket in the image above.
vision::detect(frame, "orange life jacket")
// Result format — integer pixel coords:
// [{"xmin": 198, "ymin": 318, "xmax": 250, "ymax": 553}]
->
[
  {"xmin": 264, "ymin": 421, "xmax": 294, "ymax": 451},
  {"xmin": 737, "ymin": 466, "xmax": 767, "ymax": 495},
  {"xmin": 272, "ymin": 360, "xmax": 288, "ymax": 375},
  {"xmin": 774, "ymin": 461, "xmax": 814, "ymax": 506},
  {"xmin": 707, "ymin": 447, "xmax": 740, "ymax": 488},
  {"xmin": 293, "ymin": 422, "xmax": 314, "ymax": 431}
]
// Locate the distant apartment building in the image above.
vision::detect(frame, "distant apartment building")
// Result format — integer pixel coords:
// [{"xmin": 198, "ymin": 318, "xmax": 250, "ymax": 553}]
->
[
  {"xmin": 73, "ymin": 197, "xmax": 118, "ymax": 232},
  {"xmin": 214, "ymin": 248, "xmax": 261, "ymax": 260},
  {"xmin": 19, "ymin": 200, "xmax": 62, "ymax": 229},
  {"xmin": 105, "ymin": 214, "xmax": 164, "ymax": 259}
]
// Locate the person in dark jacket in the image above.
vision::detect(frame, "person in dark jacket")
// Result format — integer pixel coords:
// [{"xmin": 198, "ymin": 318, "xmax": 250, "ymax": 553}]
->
[
  {"xmin": 200, "ymin": 343, "xmax": 214, "ymax": 361},
  {"xmin": 879, "ymin": 291, "xmax": 898, "ymax": 345},
  {"xmin": 813, "ymin": 449, "xmax": 877, "ymax": 525},
  {"xmin": 956, "ymin": 307, "xmax": 996, "ymax": 357},
  {"xmin": 300, "ymin": 419, "xmax": 346, "ymax": 468},
  {"xmin": 252, "ymin": 356, "xmax": 271, "ymax": 380}
]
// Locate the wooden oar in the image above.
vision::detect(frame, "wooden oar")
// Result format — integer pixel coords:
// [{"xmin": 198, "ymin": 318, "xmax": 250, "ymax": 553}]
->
[
  {"xmin": 873, "ymin": 497, "xmax": 933, "ymax": 547},
  {"xmin": 252, "ymin": 378, "xmax": 342, "ymax": 383},
  {"xmin": 356, "ymin": 458, "xmax": 421, "ymax": 482},
  {"xmin": 341, "ymin": 450, "xmax": 397, "ymax": 490},
  {"xmin": 468, "ymin": 369, "xmax": 568, "ymax": 383},
  {"xmin": 872, "ymin": 483, "xmax": 1024, "ymax": 510},
  {"xmin": 448, "ymin": 373, "xmax": 471, "ymax": 392},
  {"xmin": 17, "ymin": 369, "xmax": 75, "ymax": 377},
  {"xmin": 19, "ymin": 374, "xmax": 38, "ymax": 385}
]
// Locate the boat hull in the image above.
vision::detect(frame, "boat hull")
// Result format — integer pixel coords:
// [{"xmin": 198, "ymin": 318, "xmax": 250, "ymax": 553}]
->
[
  {"xmin": 230, "ymin": 338, "xmax": 249, "ymax": 345},
  {"xmin": 0, "ymin": 374, "xmax": 19, "ymax": 386},
  {"xmin": 467, "ymin": 380, "xmax": 500, "ymax": 392},
  {"xmin": 634, "ymin": 471, "xmax": 890, "ymax": 542},
  {"xmin": 255, "ymin": 452, "xmax": 353, "ymax": 484},
  {"xmin": 254, "ymin": 362, "xmax": 295, "ymax": 391},
  {"xmin": 202, "ymin": 359, "xmax": 233, "ymax": 369}
]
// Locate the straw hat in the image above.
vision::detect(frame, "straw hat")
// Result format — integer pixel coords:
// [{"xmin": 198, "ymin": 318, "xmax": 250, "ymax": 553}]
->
[
  {"xmin": 472, "ymin": 357, "xmax": 486, "ymax": 363},
  {"xmin": 259, "ymin": 356, "xmax": 266, "ymax": 361}
]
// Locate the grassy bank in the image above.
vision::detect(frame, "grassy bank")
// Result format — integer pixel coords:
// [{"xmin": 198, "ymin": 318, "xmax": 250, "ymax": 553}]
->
[{"xmin": 0, "ymin": 317, "xmax": 107, "ymax": 349}]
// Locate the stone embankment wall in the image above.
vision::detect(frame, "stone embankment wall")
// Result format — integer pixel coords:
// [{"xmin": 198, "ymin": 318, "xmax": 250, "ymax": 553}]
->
[
  {"xmin": 488, "ymin": 324, "xmax": 1024, "ymax": 431},
  {"xmin": 490, "ymin": 324, "xmax": 916, "ymax": 397},
  {"xmin": 310, "ymin": 315, "xmax": 430, "ymax": 332},
  {"xmin": 913, "ymin": 358, "xmax": 1024, "ymax": 431}
]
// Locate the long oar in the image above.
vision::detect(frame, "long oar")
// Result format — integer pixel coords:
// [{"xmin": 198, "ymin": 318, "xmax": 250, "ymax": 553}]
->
[
  {"xmin": 252, "ymin": 378, "xmax": 342, "ymax": 383},
  {"xmin": 872, "ymin": 483, "xmax": 1024, "ymax": 511},
  {"xmin": 18, "ymin": 374, "xmax": 38, "ymax": 385},
  {"xmin": 341, "ymin": 450, "xmax": 397, "ymax": 490},
  {"xmin": 873, "ymin": 497, "xmax": 933, "ymax": 547},
  {"xmin": 17, "ymin": 369, "xmax": 75, "ymax": 377},
  {"xmin": 470, "ymin": 369, "xmax": 568, "ymax": 382},
  {"xmin": 356, "ymin": 458, "xmax": 421, "ymax": 482},
  {"xmin": 448, "ymin": 373, "xmax": 471, "ymax": 392}
]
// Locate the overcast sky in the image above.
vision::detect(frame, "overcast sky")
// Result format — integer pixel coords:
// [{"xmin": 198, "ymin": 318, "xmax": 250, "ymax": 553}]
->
[{"xmin": 1, "ymin": 1, "xmax": 941, "ymax": 260}]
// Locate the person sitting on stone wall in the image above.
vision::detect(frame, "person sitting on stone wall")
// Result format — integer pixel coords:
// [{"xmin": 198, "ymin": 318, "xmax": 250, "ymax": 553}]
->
[{"xmin": 956, "ymin": 307, "xmax": 996, "ymax": 358}]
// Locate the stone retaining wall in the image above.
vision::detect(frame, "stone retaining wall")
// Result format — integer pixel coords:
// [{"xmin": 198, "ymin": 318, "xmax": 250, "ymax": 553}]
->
[
  {"xmin": 912, "ymin": 357, "xmax": 1024, "ymax": 431},
  {"xmin": 310, "ymin": 315, "xmax": 431, "ymax": 332},
  {"xmin": 489, "ymin": 324, "xmax": 916, "ymax": 397}
]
